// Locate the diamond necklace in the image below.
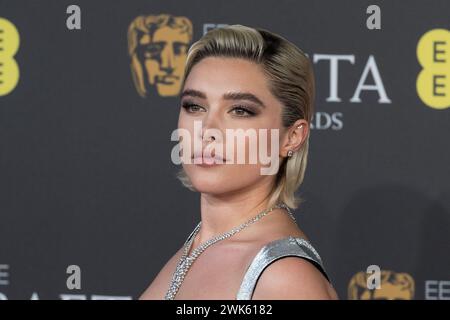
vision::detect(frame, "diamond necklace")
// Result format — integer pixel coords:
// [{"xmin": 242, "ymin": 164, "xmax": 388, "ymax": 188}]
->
[{"xmin": 164, "ymin": 202, "xmax": 296, "ymax": 300}]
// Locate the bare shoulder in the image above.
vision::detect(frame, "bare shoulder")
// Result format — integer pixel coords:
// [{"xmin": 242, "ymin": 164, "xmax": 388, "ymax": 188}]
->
[
  {"xmin": 252, "ymin": 256, "xmax": 339, "ymax": 300},
  {"xmin": 139, "ymin": 247, "xmax": 184, "ymax": 300}
]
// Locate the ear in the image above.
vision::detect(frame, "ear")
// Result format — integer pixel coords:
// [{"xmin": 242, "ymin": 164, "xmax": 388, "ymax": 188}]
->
[{"xmin": 280, "ymin": 119, "xmax": 309, "ymax": 158}]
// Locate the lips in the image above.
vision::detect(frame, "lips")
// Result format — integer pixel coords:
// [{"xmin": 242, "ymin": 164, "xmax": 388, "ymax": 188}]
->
[
  {"xmin": 191, "ymin": 150, "xmax": 227, "ymax": 164},
  {"xmin": 158, "ymin": 75, "xmax": 178, "ymax": 84}
]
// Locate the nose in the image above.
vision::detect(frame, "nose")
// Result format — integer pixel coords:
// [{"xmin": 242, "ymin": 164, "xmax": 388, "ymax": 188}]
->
[
  {"xmin": 198, "ymin": 110, "xmax": 223, "ymax": 145},
  {"xmin": 203, "ymin": 133, "xmax": 216, "ymax": 143},
  {"xmin": 160, "ymin": 46, "xmax": 175, "ymax": 71}
]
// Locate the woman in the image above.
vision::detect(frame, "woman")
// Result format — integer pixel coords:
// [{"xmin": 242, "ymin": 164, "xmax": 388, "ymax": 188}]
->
[{"xmin": 140, "ymin": 24, "xmax": 338, "ymax": 300}]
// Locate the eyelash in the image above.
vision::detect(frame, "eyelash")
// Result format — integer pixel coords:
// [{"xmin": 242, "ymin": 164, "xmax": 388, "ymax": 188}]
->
[{"xmin": 181, "ymin": 102, "xmax": 256, "ymax": 117}]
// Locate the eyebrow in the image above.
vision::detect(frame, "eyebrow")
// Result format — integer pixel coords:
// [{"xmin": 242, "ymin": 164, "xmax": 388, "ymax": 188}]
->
[{"xmin": 180, "ymin": 89, "xmax": 266, "ymax": 108}]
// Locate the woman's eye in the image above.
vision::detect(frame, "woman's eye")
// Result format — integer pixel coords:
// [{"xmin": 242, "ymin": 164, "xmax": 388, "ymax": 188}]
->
[
  {"xmin": 230, "ymin": 106, "xmax": 255, "ymax": 117},
  {"xmin": 181, "ymin": 103, "xmax": 205, "ymax": 113},
  {"xmin": 181, "ymin": 103, "xmax": 255, "ymax": 117}
]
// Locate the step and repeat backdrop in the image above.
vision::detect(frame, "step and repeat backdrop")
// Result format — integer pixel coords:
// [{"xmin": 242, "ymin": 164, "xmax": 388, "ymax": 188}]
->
[{"xmin": 0, "ymin": 0, "xmax": 449, "ymax": 300}]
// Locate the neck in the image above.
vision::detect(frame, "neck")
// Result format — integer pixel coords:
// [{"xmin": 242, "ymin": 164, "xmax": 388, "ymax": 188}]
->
[{"xmin": 197, "ymin": 178, "xmax": 276, "ymax": 243}]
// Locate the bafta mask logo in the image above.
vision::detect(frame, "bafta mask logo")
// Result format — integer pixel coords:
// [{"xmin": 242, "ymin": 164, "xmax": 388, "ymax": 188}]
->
[
  {"xmin": 348, "ymin": 270, "xmax": 415, "ymax": 300},
  {"xmin": 128, "ymin": 14, "xmax": 193, "ymax": 98}
]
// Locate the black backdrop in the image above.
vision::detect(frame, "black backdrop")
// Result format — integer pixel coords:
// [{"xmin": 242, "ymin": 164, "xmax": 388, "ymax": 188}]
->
[{"xmin": 0, "ymin": 0, "xmax": 449, "ymax": 300}]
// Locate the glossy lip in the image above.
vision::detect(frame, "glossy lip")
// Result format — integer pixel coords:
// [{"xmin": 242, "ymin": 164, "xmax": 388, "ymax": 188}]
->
[{"xmin": 191, "ymin": 152, "xmax": 228, "ymax": 166}]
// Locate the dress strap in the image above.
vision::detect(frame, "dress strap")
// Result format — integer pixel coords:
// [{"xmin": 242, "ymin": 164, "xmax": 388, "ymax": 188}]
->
[{"xmin": 236, "ymin": 236, "xmax": 330, "ymax": 300}]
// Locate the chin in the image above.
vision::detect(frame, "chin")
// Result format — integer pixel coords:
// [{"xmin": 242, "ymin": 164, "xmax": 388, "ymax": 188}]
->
[
  {"xmin": 183, "ymin": 164, "xmax": 264, "ymax": 195},
  {"xmin": 188, "ymin": 173, "xmax": 233, "ymax": 194}
]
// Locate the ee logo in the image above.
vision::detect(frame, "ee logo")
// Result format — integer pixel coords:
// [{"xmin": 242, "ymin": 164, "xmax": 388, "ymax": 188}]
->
[
  {"xmin": 0, "ymin": 17, "xmax": 20, "ymax": 97},
  {"xmin": 417, "ymin": 28, "xmax": 450, "ymax": 110}
]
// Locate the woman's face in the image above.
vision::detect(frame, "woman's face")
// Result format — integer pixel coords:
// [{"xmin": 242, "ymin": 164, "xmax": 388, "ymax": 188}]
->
[{"xmin": 177, "ymin": 57, "xmax": 290, "ymax": 196}]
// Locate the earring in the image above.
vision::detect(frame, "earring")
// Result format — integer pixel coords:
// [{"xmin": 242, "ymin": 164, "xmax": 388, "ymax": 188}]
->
[{"xmin": 287, "ymin": 125, "xmax": 303, "ymax": 159}]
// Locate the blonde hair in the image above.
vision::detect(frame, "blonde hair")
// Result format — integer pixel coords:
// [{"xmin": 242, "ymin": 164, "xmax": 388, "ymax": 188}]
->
[{"xmin": 176, "ymin": 24, "xmax": 315, "ymax": 210}]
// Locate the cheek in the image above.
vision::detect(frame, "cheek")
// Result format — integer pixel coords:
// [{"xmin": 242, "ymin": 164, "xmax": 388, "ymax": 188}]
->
[
  {"xmin": 177, "ymin": 114, "xmax": 199, "ymax": 151},
  {"xmin": 227, "ymin": 128, "xmax": 280, "ymax": 164},
  {"xmin": 177, "ymin": 112, "xmax": 191, "ymax": 131}
]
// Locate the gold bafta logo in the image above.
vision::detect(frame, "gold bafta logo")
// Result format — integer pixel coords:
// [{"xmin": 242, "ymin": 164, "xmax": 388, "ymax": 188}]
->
[
  {"xmin": 348, "ymin": 270, "xmax": 415, "ymax": 300},
  {"xmin": 127, "ymin": 14, "xmax": 193, "ymax": 98}
]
